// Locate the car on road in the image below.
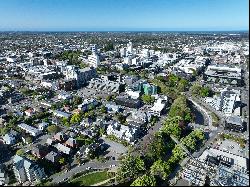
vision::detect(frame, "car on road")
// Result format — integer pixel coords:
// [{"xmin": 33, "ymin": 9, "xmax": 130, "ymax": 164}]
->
[{"xmin": 86, "ymin": 167, "xmax": 92, "ymax": 170}]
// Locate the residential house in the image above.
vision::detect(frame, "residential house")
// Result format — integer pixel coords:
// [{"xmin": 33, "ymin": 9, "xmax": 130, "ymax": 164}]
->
[
  {"xmin": 115, "ymin": 96, "xmax": 142, "ymax": 109},
  {"xmin": 65, "ymin": 138, "xmax": 78, "ymax": 148},
  {"xmin": 225, "ymin": 115, "xmax": 245, "ymax": 132},
  {"xmin": 53, "ymin": 110, "xmax": 71, "ymax": 119},
  {"xmin": 31, "ymin": 144, "xmax": 49, "ymax": 158},
  {"xmin": 18, "ymin": 123, "xmax": 42, "ymax": 137},
  {"xmin": 78, "ymin": 98, "xmax": 98, "ymax": 112},
  {"xmin": 24, "ymin": 108, "xmax": 36, "ymax": 117},
  {"xmin": 58, "ymin": 92, "xmax": 72, "ymax": 100},
  {"xmin": 45, "ymin": 151, "xmax": 61, "ymax": 163},
  {"xmin": 2, "ymin": 133, "xmax": 16, "ymax": 145},
  {"xmin": 38, "ymin": 122, "xmax": 49, "ymax": 131},
  {"xmin": 106, "ymin": 121, "xmax": 139, "ymax": 143},
  {"xmin": 55, "ymin": 143, "xmax": 72, "ymax": 155},
  {"xmin": 81, "ymin": 129, "xmax": 97, "ymax": 138},
  {"xmin": 46, "ymin": 138, "xmax": 56, "ymax": 146},
  {"xmin": 126, "ymin": 109, "xmax": 149, "ymax": 125},
  {"xmin": 80, "ymin": 118, "xmax": 93, "ymax": 128},
  {"xmin": 53, "ymin": 132, "xmax": 67, "ymax": 142}
]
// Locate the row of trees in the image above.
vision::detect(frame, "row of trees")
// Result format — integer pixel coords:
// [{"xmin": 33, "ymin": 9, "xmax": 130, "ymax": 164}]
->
[
  {"xmin": 168, "ymin": 95, "xmax": 193, "ymax": 123},
  {"xmin": 190, "ymin": 83, "xmax": 213, "ymax": 97},
  {"xmin": 54, "ymin": 50, "xmax": 90, "ymax": 68},
  {"xmin": 151, "ymin": 74, "xmax": 189, "ymax": 99}
]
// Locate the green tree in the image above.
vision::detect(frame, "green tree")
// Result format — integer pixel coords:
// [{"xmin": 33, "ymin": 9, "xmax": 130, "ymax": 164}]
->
[
  {"xmin": 100, "ymin": 105, "xmax": 107, "ymax": 114},
  {"xmin": 26, "ymin": 136, "xmax": 33, "ymax": 144},
  {"xmin": 190, "ymin": 83, "xmax": 213, "ymax": 97},
  {"xmin": 59, "ymin": 157, "xmax": 65, "ymax": 165},
  {"xmin": 161, "ymin": 116, "xmax": 182, "ymax": 139},
  {"xmin": 0, "ymin": 127, "xmax": 9, "ymax": 135},
  {"xmin": 150, "ymin": 160, "xmax": 171, "ymax": 180},
  {"xmin": 146, "ymin": 132, "xmax": 169, "ymax": 161},
  {"xmin": 103, "ymin": 41, "xmax": 114, "ymax": 51},
  {"xmin": 172, "ymin": 145, "xmax": 185, "ymax": 161},
  {"xmin": 177, "ymin": 78, "xmax": 189, "ymax": 92},
  {"xmin": 116, "ymin": 154, "xmax": 146, "ymax": 183},
  {"xmin": 106, "ymin": 95, "xmax": 112, "ymax": 101},
  {"xmin": 200, "ymin": 87, "xmax": 212, "ymax": 97},
  {"xmin": 16, "ymin": 149, "xmax": 25, "ymax": 156},
  {"xmin": 88, "ymin": 103, "xmax": 95, "ymax": 111},
  {"xmin": 141, "ymin": 95, "xmax": 155, "ymax": 104},
  {"xmin": 73, "ymin": 96, "xmax": 82, "ymax": 106},
  {"xmin": 116, "ymin": 113, "xmax": 126, "ymax": 124},
  {"xmin": 70, "ymin": 113, "xmax": 81, "ymax": 124},
  {"xmin": 192, "ymin": 129, "xmax": 205, "ymax": 141},
  {"xmin": 180, "ymin": 135, "xmax": 196, "ymax": 152},
  {"xmin": 168, "ymin": 95, "xmax": 192, "ymax": 123},
  {"xmin": 190, "ymin": 83, "xmax": 201, "ymax": 96},
  {"xmin": 47, "ymin": 125, "xmax": 60, "ymax": 134},
  {"xmin": 131, "ymin": 174, "xmax": 156, "ymax": 186}
]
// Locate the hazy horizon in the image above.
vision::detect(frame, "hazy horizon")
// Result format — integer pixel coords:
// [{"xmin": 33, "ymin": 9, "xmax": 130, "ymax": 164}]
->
[{"xmin": 0, "ymin": 0, "xmax": 248, "ymax": 32}]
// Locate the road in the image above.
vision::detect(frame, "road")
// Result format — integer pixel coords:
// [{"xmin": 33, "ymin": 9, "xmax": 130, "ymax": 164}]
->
[{"xmin": 50, "ymin": 160, "xmax": 120, "ymax": 184}]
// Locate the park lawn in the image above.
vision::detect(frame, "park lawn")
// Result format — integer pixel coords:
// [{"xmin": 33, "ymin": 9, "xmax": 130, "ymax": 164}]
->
[{"xmin": 69, "ymin": 171, "xmax": 110, "ymax": 186}]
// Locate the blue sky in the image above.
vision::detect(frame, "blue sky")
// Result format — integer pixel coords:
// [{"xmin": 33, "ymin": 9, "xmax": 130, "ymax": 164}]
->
[{"xmin": 0, "ymin": 0, "xmax": 248, "ymax": 31}]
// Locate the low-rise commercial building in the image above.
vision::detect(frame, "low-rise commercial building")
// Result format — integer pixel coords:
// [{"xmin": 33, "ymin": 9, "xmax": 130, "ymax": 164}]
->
[{"xmin": 204, "ymin": 65, "xmax": 243, "ymax": 86}]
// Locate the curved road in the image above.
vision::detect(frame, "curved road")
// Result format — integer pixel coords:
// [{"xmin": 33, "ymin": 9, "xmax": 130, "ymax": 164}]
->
[{"xmin": 50, "ymin": 160, "xmax": 120, "ymax": 184}]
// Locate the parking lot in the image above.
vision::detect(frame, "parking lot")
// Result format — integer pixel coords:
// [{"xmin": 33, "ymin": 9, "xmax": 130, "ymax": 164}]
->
[
  {"xmin": 99, "ymin": 137, "xmax": 128, "ymax": 159},
  {"xmin": 75, "ymin": 87, "xmax": 115, "ymax": 99}
]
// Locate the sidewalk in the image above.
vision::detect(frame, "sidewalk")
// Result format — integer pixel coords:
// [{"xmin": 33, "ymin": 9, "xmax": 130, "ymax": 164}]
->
[{"xmin": 90, "ymin": 177, "xmax": 115, "ymax": 186}]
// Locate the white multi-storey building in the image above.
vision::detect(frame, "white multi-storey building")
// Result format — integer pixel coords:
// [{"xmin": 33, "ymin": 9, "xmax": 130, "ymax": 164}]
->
[
  {"xmin": 120, "ymin": 47, "xmax": 127, "ymax": 57},
  {"xmin": 13, "ymin": 155, "xmax": 46, "ymax": 183},
  {"xmin": 127, "ymin": 42, "xmax": 133, "ymax": 54},
  {"xmin": 88, "ymin": 53, "xmax": 100, "ymax": 68},
  {"xmin": 64, "ymin": 65, "xmax": 96, "ymax": 87}
]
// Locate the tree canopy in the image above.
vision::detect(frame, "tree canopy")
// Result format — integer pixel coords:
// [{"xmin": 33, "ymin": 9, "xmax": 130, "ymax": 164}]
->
[
  {"xmin": 161, "ymin": 116, "xmax": 182, "ymax": 139},
  {"xmin": 190, "ymin": 83, "xmax": 213, "ymax": 97},
  {"xmin": 168, "ymin": 95, "xmax": 193, "ymax": 123},
  {"xmin": 150, "ymin": 159, "xmax": 171, "ymax": 180},
  {"xmin": 116, "ymin": 154, "xmax": 146, "ymax": 183},
  {"xmin": 131, "ymin": 174, "xmax": 156, "ymax": 186},
  {"xmin": 141, "ymin": 95, "xmax": 155, "ymax": 104},
  {"xmin": 47, "ymin": 125, "xmax": 60, "ymax": 134}
]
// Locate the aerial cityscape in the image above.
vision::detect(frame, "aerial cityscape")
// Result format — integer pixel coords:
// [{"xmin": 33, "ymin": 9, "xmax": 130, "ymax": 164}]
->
[{"xmin": 0, "ymin": 0, "xmax": 249, "ymax": 186}]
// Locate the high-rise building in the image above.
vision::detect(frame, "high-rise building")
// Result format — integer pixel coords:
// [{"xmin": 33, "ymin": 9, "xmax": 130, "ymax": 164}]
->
[
  {"xmin": 120, "ymin": 47, "xmax": 127, "ymax": 57},
  {"xmin": 88, "ymin": 53, "xmax": 100, "ymax": 68},
  {"xmin": 127, "ymin": 42, "xmax": 133, "ymax": 54},
  {"xmin": 91, "ymin": 44, "xmax": 98, "ymax": 54}
]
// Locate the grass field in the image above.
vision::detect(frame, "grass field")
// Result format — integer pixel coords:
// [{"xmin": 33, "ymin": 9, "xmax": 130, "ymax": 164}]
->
[{"xmin": 69, "ymin": 171, "xmax": 110, "ymax": 186}]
